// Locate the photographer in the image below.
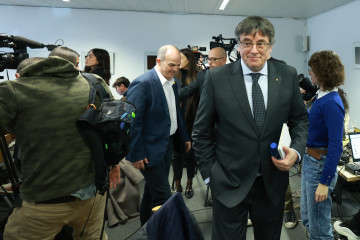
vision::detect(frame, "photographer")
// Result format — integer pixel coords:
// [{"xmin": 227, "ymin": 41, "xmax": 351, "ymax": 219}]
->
[
  {"xmin": 0, "ymin": 47, "xmax": 114, "ymax": 240},
  {"xmin": 298, "ymin": 73, "xmax": 319, "ymax": 110}
]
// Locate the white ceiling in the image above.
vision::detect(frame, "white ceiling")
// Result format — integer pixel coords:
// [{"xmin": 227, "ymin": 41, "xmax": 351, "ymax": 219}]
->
[{"xmin": 0, "ymin": 0, "xmax": 356, "ymax": 20}]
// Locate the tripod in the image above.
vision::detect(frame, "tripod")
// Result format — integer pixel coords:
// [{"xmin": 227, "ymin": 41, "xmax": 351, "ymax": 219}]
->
[{"xmin": 0, "ymin": 130, "xmax": 21, "ymax": 200}]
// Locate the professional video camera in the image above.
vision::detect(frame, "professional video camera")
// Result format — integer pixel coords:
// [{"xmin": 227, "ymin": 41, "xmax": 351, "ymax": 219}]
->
[
  {"xmin": 0, "ymin": 34, "xmax": 59, "ymax": 72},
  {"xmin": 210, "ymin": 34, "xmax": 239, "ymax": 62},
  {"xmin": 298, "ymin": 73, "xmax": 319, "ymax": 101},
  {"xmin": 187, "ymin": 45, "xmax": 207, "ymax": 69}
]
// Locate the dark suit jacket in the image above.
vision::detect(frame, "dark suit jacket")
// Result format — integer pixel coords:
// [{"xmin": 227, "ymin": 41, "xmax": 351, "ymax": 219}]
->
[
  {"xmin": 178, "ymin": 70, "xmax": 207, "ymax": 101},
  {"xmin": 192, "ymin": 60, "xmax": 308, "ymax": 208},
  {"xmin": 126, "ymin": 68, "xmax": 189, "ymax": 167}
]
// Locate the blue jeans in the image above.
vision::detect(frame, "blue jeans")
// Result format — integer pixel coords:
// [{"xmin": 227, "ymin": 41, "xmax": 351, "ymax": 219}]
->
[{"xmin": 300, "ymin": 153, "xmax": 337, "ymax": 240}]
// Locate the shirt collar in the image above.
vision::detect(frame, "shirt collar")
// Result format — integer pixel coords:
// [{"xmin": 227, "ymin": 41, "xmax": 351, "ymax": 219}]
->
[
  {"xmin": 241, "ymin": 59, "xmax": 268, "ymax": 76},
  {"xmin": 155, "ymin": 66, "xmax": 174, "ymax": 86},
  {"xmin": 317, "ymin": 87, "xmax": 338, "ymax": 99}
]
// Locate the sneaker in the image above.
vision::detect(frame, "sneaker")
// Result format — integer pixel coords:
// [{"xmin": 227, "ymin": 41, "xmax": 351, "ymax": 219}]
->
[
  {"xmin": 284, "ymin": 210, "xmax": 298, "ymax": 229},
  {"xmin": 334, "ymin": 220, "xmax": 360, "ymax": 240}
]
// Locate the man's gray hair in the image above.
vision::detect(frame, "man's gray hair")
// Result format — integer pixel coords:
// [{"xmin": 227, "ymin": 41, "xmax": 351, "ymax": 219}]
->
[
  {"xmin": 157, "ymin": 45, "xmax": 179, "ymax": 61},
  {"xmin": 234, "ymin": 16, "xmax": 275, "ymax": 45}
]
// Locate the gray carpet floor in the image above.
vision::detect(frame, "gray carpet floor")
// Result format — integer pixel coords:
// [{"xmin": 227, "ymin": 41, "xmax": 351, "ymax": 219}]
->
[
  {"xmin": 0, "ymin": 164, "xmax": 358, "ymax": 239},
  {"xmin": 105, "ymin": 164, "xmax": 312, "ymax": 240}
]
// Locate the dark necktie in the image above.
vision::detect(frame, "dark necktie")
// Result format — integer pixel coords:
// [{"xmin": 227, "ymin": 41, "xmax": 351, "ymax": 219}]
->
[{"xmin": 250, "ymin": 73, "xmax": 266, "ymax": 132}]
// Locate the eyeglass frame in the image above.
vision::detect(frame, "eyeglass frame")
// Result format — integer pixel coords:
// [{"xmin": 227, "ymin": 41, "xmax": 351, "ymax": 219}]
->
[
  {"xmin": 207, "ymin": 57, "xmax": 224, "ymax": 62},
  {"xmin": 239, "ymin": 41, "xmax": 271, "ymax": 51}
]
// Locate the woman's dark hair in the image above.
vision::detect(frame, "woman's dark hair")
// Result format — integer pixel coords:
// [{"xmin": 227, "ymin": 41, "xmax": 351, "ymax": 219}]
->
[
  {"xmin": 84, "ymin": 48, "xmax": 111, "ymax": 85},
  {"xmin": 308, "ymin": 50, "xmax": 345, "ymax": 91},
  {"xmin": 338, "ymin": 88, "xmax": 349, "ymax": 112},
  {"xmin": 177, "ymin": 48, "xmax": 198, "ymax": 85}
]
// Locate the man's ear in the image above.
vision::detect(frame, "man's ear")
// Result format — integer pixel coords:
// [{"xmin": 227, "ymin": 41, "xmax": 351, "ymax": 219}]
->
[{"xmin": 15, "ymin": 73, "xmax": 20, "ymax": 79}]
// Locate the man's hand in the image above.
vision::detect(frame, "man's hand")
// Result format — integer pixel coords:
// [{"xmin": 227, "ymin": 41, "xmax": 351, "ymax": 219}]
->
[
  {"xmin": 315, "ymin": 183, "xmax": 329, "ymax": 202},
  {"xmin": 109, "ymin": 164, "xmax": 120, "ymax": 190},
  {"xmin": 271, "ymin": 146, "xmax": 298, "ymax": 171},
  {"xmin": 132, "ymin": 158, "xmax": 149, "ymax": 170},
  {"xmin": 185, "ymin": 141, "xmax": 191, "ymax": 152}
]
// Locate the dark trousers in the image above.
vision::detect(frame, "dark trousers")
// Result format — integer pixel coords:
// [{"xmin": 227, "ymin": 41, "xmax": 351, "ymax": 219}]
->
[
  {"xmin": 139, "ymin": 137, "xmax": 174, "ymax": 226},
  {"xmin": 172, "ymin": 148, "xmax": 196, "ymax": 181},
  {"xmin": 212, "ymin": 177, "xmax": 285, "ymax": 240}
]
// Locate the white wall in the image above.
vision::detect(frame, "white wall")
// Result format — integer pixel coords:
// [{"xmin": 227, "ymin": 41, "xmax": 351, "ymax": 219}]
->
[
  {"xmin": 0, "ymin": 6, "xmax": 306, "ymax": 97},
  {"xmin": 307, "ymin": 0, "xmax": 360, "ymax": 129}
]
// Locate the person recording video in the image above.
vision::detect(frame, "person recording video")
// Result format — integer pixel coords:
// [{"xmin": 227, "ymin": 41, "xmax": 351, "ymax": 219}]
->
[{"xmin": 0, "ymin": 47, "xmax": 116, "ymax": 240}]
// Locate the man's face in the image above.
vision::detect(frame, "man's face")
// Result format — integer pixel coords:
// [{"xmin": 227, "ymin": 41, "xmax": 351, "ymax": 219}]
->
[
  {"xmin": 238, "ymin": 30, "xmax": 273, "ymax": 72},
  {"xmin": 115, "ymin": 84, "xmax": 126, "ymax": 95},
  {"xmin": 208, "ymin": 50, "xmax": 226, "ymax": 69},
  {"xmin": 157, "ymin": 50, "xmax": 181, "ymax": 80}
]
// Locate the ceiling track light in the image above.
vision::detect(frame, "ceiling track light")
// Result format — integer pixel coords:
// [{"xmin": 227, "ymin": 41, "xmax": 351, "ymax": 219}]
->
[{"xmin": 219, "ymin": 0, "xmax": 230, "ymax": 10}]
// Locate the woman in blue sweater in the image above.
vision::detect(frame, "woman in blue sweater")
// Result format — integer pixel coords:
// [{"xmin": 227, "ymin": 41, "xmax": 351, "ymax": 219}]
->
[{"xmin": 300, "ymin": 50, "xmax": 345, "ymax": 239}]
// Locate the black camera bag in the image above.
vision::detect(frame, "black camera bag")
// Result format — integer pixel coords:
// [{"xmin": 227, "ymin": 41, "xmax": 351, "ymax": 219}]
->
[{"xmin": 76, "ymin": 73, "xmax": 135, "ymax": 194}]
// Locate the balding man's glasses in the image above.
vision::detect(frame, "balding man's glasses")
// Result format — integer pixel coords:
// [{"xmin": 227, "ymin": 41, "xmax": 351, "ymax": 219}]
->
[
  {"xmin": 239, "ymin": 41, "xmax": 270, "ymax": 50},
  {"xmin": 207, "ymin": 57, "xmax": 224, "ymax": 62}
]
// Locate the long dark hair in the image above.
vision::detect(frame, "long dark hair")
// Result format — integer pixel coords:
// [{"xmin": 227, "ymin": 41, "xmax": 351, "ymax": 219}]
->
[
  {"xmin": 84, "ymin": 48, "xmax": 111, "ymax": 84},
  {"xmin": 176, "ymin": 48, "xmax": 198, "ymax": 85}
]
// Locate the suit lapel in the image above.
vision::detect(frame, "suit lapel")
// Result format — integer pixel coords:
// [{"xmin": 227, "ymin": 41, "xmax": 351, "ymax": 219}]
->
[
  {"xmin": 263, "ymin": 61, "xmax": 281, "ymax": 131},
  {"xmin": 151, "ymin": 68, "xmax": 170, "ymax": 118},
  {"xmin": 227, "ymin": 61, "xmax": 259, "ymax": 135}
]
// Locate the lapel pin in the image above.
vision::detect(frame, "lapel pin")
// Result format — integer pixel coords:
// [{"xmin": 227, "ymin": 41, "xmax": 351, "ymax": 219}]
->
[{"xmin": 276, "ymin": 78, "xmax": 279, "ymax": 82}]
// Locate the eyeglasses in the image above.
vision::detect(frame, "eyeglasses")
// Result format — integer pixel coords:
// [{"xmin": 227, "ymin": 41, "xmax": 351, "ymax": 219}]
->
[
  {"xmin": 207, "ymin": 57, "xmax": 224, "ymax": 62},
  {"xmin": 308, "ymin": 67, "xmax": 312, "ymax": 73},
  {"xmin": 239, "ymin": 41, "xmax": 270, "ymax": 51}
]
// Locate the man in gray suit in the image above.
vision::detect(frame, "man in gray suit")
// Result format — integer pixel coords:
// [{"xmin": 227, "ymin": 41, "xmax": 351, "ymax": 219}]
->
[{"xmin": 192, "ymin": 16, "xmax": 308, "ymax": 240}]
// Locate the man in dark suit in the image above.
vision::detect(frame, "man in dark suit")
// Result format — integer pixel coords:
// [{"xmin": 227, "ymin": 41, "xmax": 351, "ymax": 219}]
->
[
  {"xmin": 192, "ymin": 16, "xmax": 308, "ymax": 240},
  {"xmin": 127, "ymin": 45, "xmax": 191, "ymax": 225}
]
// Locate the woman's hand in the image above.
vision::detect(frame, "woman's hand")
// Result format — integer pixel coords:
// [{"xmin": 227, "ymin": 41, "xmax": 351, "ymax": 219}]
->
[{"xmin": 315, "ymin": 183, "xmax": 329, "ymax": 202}]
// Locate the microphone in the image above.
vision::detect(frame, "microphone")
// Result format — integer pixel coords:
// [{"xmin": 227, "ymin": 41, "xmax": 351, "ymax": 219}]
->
[
  {"xmin": 269, "ymin": 142, "xmax": 281, "ymax": 159},
  {"xmin": 11, "ymin": 35, "xmax": 45, "ymax": 49}
]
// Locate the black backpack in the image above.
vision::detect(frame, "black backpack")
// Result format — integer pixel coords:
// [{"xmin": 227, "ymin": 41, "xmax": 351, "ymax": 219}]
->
[{"xmin": 76, "ymin": 73, "xmax": 135, "ymax": 195}]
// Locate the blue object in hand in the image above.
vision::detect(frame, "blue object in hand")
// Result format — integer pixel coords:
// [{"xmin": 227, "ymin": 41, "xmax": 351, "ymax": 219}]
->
[{"xmin": 270, "ymin": 142, "xmax": 281, "ymax": 159}]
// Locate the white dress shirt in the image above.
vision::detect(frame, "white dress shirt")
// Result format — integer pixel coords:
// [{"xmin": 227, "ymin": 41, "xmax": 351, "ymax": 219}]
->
[{"xmin": 155, "ymin": 66, "xmax": 178, "ymax": 135}]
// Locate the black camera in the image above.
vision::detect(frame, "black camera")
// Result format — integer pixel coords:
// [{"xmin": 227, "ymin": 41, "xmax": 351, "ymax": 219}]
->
[
  {"xmin": 210, "ymin": 34, "xmax": 237, "ymax": 52},
  {"xmin": 0, "ymin": 34, "xmax": 59, "ymax": 72},
  {"xmin": 298, "ymin": 73, "xmax": 319, "ymax": 101}
]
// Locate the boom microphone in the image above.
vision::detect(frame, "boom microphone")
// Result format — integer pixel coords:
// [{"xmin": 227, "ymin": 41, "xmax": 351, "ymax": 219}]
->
[{"xmin": 11, "ymin": 36, "xmax": 45, "ymax": 49}]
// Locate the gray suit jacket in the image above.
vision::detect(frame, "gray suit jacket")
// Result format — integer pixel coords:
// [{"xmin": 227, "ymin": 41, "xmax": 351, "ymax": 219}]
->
[{"xmin": 192, "ymin": 60, "xmax": 308, "ymax": 208}]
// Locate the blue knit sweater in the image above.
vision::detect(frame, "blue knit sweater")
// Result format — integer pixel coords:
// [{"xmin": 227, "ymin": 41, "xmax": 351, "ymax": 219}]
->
[{"xmin": 307, "ymin": 91, "xmax": 344, "ymax": 185}]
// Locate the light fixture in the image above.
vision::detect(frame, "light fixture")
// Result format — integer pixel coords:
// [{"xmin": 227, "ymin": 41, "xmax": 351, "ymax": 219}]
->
[
  {"xmin": 63, "ymin": 0, "xmax": 70, "ymax": 2},
  {"xmin": 219, "ymin": 0, "xmax": 229, "ymax": 10}
]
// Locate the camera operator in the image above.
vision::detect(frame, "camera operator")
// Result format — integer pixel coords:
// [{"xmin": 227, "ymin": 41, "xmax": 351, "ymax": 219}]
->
[
  {"xmin": 178, "ymin": 47, "xmax": 227, "ymax": 100},
  {"xmin": 298, "ymin": 73, "xmax": 319, "ymax": 109},
  {"xmin": 0, "ymin": 47, "xmax": 115, "ymax": 240}
]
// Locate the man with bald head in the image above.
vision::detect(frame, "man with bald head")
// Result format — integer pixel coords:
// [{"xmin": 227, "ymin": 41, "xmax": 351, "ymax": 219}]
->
[
  {"xmin": 207, "ymin": 47, "xmax": 227, "ymax": 69},
  {"xmin": 178, "ymin": 47, "xmax": 227, "ymax": 100},
  {"xmin": 127, "ymin": 45, "xmax": 191, "ymax": 225}
]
